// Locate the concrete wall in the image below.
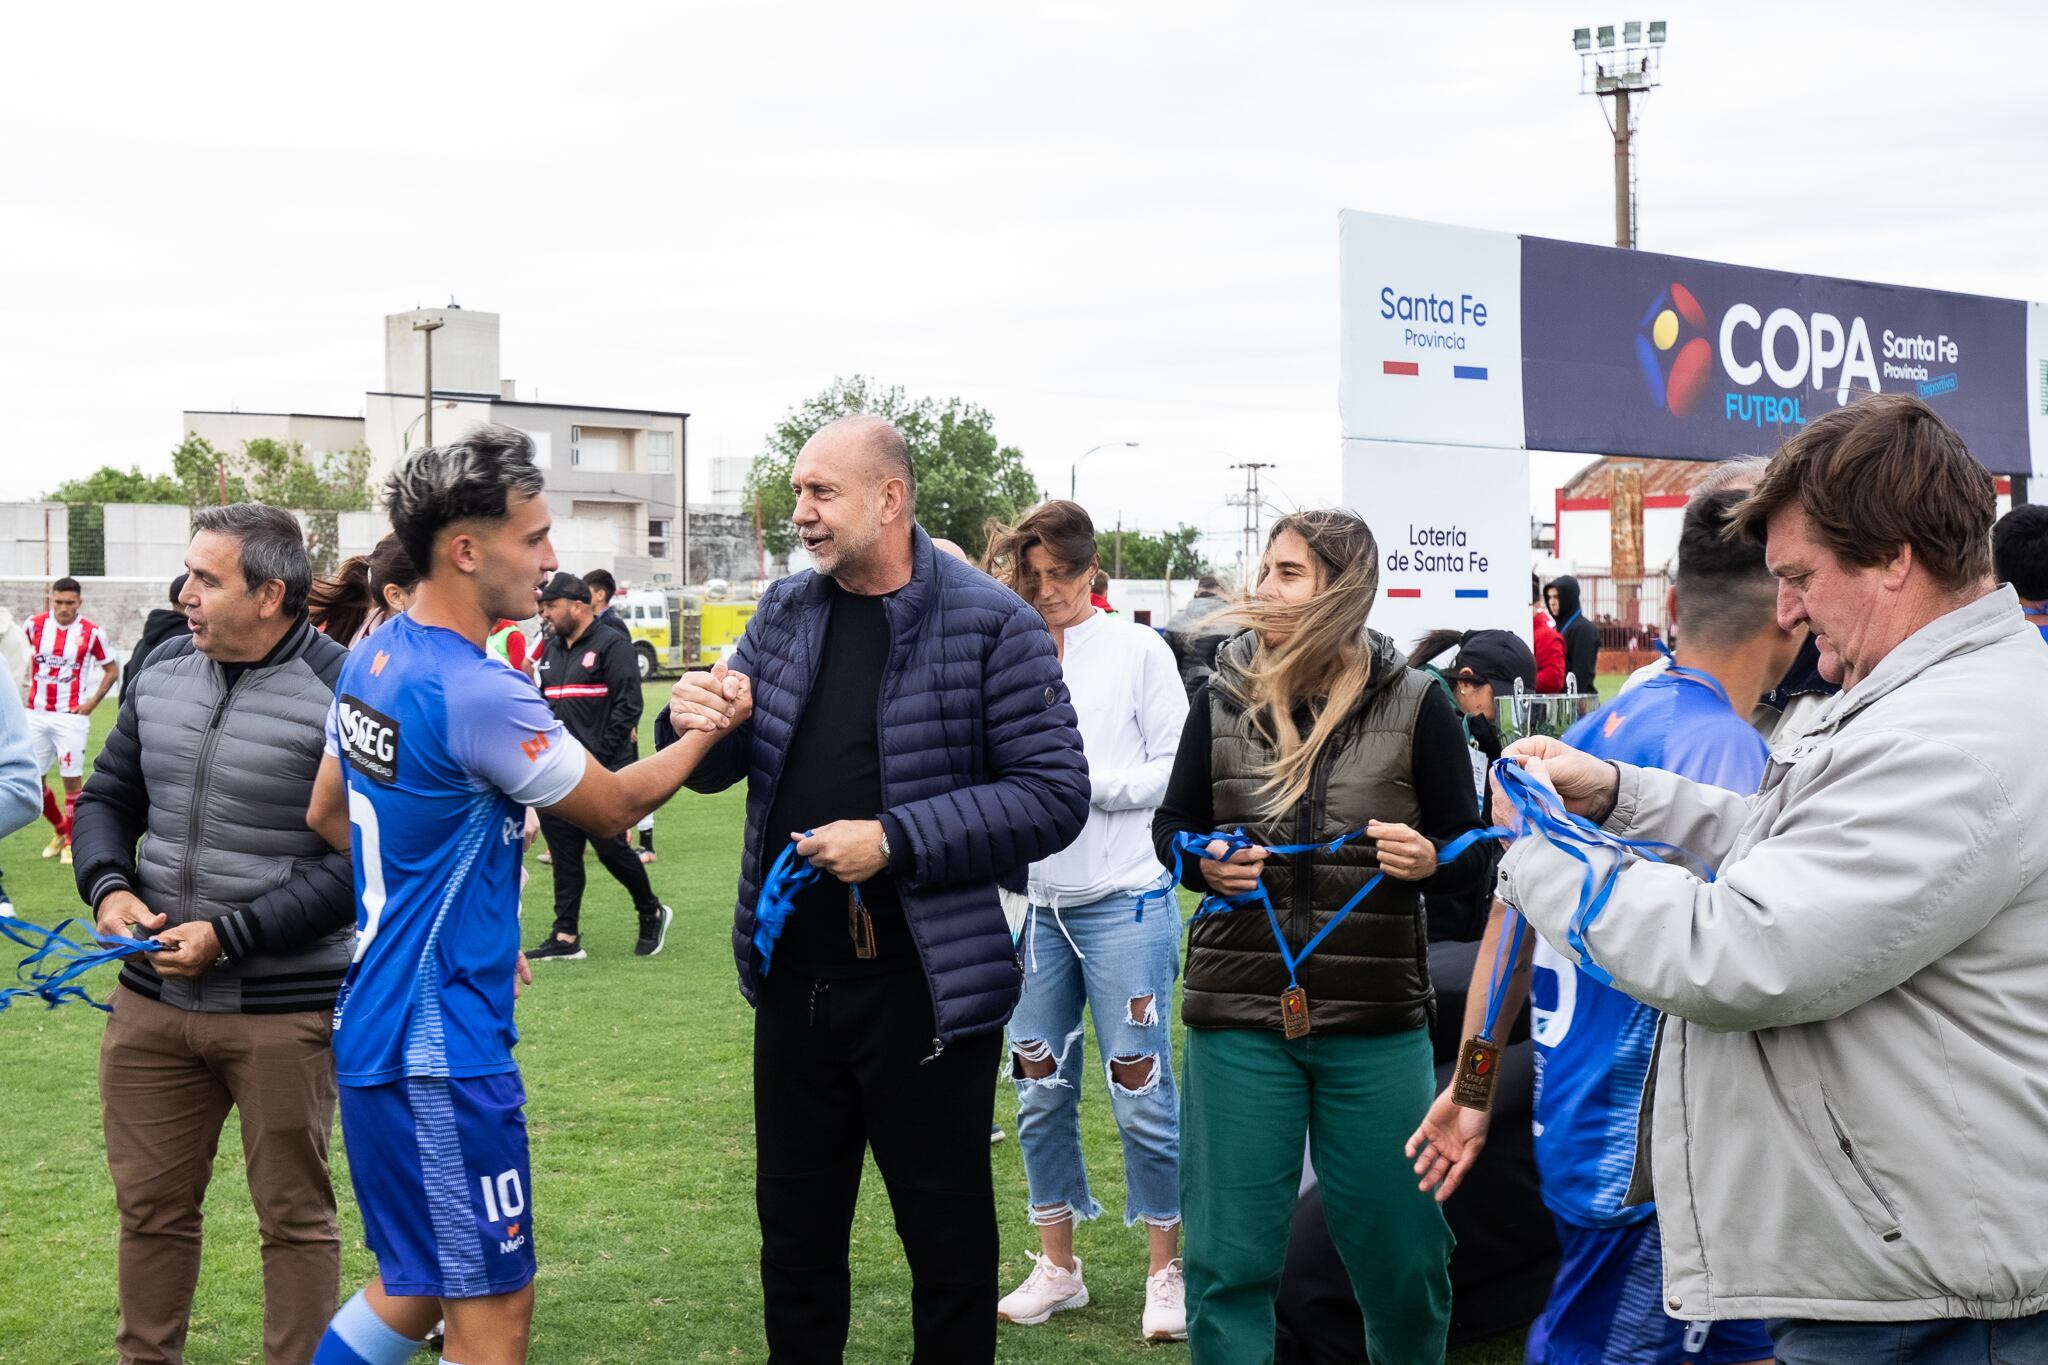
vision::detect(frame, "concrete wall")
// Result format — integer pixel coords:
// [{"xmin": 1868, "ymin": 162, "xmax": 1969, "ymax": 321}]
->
[
  {"xmin": 104, "ymin": 504, "xmax": 192, "ymax": 579},
  {"xmin": 0, "ymin": 504, "xmax": 68, "ymax": 577}
]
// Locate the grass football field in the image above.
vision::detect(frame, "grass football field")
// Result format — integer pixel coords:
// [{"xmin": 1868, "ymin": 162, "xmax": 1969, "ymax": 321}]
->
[{"xmin": 0, "ymin": 684, "xmax": 1532, "ymax": 1364}]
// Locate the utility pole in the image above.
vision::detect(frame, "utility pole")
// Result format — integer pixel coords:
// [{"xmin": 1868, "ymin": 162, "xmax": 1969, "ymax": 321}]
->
[
  {"xmin": 1229, "ymin": 462, "xmax": 1273, "ymax": 578},
  {"xmin": 1113, "ymin": 514, "xmax": 1123, "ymax": 579},
  {"xmin": 413, "ymin": 316, "xmax": 445, "ymax": 447},
  {"xmin": 1574, "ymin": 21, "xmax": 1665, "ymax": 249}
]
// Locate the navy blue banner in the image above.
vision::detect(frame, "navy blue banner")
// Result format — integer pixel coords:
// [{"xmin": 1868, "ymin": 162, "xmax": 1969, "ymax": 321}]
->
[{"xmin": 1520, "ymin": 237, "xmax": 2031, "ymax": 474}]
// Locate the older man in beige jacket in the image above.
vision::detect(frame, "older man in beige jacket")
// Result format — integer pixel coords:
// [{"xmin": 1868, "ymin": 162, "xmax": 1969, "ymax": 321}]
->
[{"xmin": 1481, "ymin": 395, "xmax": 2048, "ymax": 1365}]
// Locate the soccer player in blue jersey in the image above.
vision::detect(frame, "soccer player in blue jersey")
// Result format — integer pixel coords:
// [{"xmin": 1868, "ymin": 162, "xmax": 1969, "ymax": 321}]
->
[
  {"xmin": 1410, "ymin": 488, "xmax": 1805, "ymax": 1365},
  {"xmin": 1992, "ymin": 503, "xmax": 2048, "ymax": 644},
  {"xmin": 304, "ymin": 426, "xmax": 747, "ymax": 1365}
]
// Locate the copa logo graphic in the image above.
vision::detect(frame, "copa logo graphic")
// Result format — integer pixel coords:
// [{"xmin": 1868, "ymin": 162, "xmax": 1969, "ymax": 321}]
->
[{"xmin": 1635, "ymin": 282, "xmax": 1713, "ymax": 416}]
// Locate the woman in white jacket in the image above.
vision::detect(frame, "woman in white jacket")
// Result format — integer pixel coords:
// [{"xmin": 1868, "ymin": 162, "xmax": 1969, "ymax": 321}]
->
[{"xmin": 981, "ymin": 501, "xmax": 1192, "ymax": 1342}]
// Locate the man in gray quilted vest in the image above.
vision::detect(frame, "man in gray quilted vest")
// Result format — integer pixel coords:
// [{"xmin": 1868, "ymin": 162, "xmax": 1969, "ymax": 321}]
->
[{"xmin": 74, "ymin": 503, "xmax": 354, "ymax": 1365}]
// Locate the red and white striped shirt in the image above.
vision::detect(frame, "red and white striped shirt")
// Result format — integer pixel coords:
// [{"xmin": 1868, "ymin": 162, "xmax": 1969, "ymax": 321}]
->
[{"xmin": 26, "ymin": 612, "xmax": 111, "ymax": 714}]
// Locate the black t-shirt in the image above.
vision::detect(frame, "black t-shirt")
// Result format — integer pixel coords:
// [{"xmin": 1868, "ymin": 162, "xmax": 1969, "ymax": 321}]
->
[{"xmin": 761, "ymin": 585, "xmax": 913, "ymax": 976}]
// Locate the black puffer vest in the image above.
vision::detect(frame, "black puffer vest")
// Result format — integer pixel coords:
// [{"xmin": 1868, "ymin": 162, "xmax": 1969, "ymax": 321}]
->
[{"xmin": 1182, "ymin": 629, "xmax": 1435, "ymax": 1035}]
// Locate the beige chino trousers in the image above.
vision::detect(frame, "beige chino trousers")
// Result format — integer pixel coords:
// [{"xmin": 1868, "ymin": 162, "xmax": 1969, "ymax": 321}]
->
[{"xmin": 98, "ymin": 985, "xmax": 340, "ymax": 1365}]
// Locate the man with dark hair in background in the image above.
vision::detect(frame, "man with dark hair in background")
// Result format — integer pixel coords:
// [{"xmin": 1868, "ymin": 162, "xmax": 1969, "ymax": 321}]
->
[
  {"xmin": 1415, "ymin": 487, "xmax": 1802, "ymax": 1365},
  {"xmin": 582, "ymin": 567, "xmax": 654, "ymax": 859},
  {"xmin": 581, "ymin": 567, "xmax": 631, "ymax": 644},
  {"xmin": 24, "ymin": 575, "xmax": 118, "ymax": 861},
  {"xmin": 122, "ymin": 572, "xmax": 192, "ymax": 703},
  {"xmin": 1992, "ymin": 502, "xmax": 2048, "ymax": 643},
  {"xmin": 527, "ymin": 571, "xmax": 671, "ymax": 960}
]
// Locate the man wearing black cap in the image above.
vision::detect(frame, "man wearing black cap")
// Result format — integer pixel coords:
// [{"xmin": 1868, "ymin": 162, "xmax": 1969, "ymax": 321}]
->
[
  {"xmin": 528, "ymin": 572, "xmax": 672, "ymax": 960},
  {"xmin": 1407, "ymin": 628, "xmax": 1538, "ymax": 941}
]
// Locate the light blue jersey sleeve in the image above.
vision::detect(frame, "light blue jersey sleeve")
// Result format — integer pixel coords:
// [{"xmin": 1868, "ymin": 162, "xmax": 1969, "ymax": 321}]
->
[{"xmin": 445, "ymin": 659, "xmax": 588, "ymax": 809}]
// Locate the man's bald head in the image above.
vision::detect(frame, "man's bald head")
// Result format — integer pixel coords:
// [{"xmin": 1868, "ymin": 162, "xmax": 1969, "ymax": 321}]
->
[
  {"xmin": 802, "ymin": 414, "xmax": 917, "ymax": 511},
  {"xmin": 790, "ymin": 414, "xmax": 920, "ymax": 593}
]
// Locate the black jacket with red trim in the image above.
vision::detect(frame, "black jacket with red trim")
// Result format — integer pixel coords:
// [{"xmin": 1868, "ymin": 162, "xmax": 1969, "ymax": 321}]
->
[{"xmin": 534, "ymin": 621, "xmax": 642, "ymax": 770}]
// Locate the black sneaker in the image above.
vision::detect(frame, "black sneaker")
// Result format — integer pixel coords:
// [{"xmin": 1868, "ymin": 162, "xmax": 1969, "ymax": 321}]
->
[
  {"xmin": 527, "ymin": 935, "xmax": 585, "ymax": 962},
  {"xmin": 635, "ymin": 905, "xmax": 674, "ymax": 957}
]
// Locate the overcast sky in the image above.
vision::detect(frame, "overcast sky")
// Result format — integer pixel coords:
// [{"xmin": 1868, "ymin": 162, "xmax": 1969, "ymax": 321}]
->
[{"xmin": 7, "ymin": 0, "xmax": 2044, "ymax": 567}]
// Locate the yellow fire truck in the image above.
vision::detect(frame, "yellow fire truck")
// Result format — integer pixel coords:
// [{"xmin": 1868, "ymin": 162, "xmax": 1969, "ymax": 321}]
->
[{"xmin": 613, "ymin": 586, "xmax": 758, "ymax": 680}]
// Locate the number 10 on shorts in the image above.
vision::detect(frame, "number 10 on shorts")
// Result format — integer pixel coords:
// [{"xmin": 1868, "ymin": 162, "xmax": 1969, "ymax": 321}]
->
[{"xmin": 479, "ymin": 1168, "xmax": 526, "ymax": 1223}]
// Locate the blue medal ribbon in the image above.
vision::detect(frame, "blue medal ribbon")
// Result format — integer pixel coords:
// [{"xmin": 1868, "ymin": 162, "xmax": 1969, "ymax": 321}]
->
[
  {"xmin": 1155, "ymin": 824, "xmax": 1511, "ymax": 992},
  {"xmin": 0, "ymin": 917, "xmax": 165, "ymax": 1012},
  {"xmin": 1477, "ymin": 903, "xmax": 1525, "ymax": 1043},
  {"xmin": 1487, "ymin": 756, "xmax": 1713, "ymax": 986},
  {"xmin": 752, "ymin": 833, "xmax": 822, "ymax": 977}
]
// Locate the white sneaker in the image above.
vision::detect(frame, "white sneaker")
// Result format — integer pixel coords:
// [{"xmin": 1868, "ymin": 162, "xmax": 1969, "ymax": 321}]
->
[
  {"xmin": 997, "ymin": 1252, "xmax": 1088, "ymax": 1325},
  {"xmin": 1143, "ymin": 1259, "xmax": 1187, "ymax": 1342},
  {"xmin": 0, "ymin": 898, "xmax": 13, "ymax": 918}
]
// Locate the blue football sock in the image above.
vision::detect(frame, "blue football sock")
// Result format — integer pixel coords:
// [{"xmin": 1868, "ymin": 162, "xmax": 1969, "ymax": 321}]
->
[{"xmin": 311, "ymin": 1289, "xmax": 423, "ymax": 1365}]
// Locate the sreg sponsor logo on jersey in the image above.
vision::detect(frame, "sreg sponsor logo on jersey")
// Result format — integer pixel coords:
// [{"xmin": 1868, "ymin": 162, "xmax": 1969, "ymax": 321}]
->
[
  {"xmin": 1634, "ymin": 281, "xmax": 1962, "ymax": 431},
  {"xmin": 336, "ymin": 695, "xmax": 402, "ymax": 785}
]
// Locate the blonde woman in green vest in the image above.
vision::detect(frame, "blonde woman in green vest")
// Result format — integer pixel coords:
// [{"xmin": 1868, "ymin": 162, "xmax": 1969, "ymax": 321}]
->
[{"xmin": 1151, "ymin": 509, "xmax": 1491, "ymax": 1364}]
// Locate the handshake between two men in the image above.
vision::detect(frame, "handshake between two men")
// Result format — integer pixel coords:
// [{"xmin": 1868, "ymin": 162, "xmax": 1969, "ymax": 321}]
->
[{"xmin": 667, "ymin": 659, "xmax": 891, "ymax": 881}]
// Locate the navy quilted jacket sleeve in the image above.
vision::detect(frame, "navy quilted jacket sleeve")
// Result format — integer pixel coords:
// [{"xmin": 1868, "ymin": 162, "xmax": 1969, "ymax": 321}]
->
[{"xmin": 885, "ymin": 599, "xmax": 1089, "ymax": 888}]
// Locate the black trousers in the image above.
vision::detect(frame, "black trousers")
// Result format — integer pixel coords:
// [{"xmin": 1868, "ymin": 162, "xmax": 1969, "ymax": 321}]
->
[
  {"xmin": 754, "ymin": 966, "xmax": 1001, "ymax": 1365},
  {"xmin": 539, "ymin": 810, "xmax": 660, "ymax": 937}
]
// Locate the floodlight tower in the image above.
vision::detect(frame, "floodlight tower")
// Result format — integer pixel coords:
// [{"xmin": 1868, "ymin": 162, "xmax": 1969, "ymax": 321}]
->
[{"xmin": 1573, "ymin": 20, "xmax": 1666, "ymax": 248}]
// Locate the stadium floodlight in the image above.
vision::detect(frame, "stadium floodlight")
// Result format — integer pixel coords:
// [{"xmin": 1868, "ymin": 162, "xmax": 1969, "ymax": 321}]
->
[{"xmin": 1574, "ymin": 16, "xmax": 1666, "ymax": 249}]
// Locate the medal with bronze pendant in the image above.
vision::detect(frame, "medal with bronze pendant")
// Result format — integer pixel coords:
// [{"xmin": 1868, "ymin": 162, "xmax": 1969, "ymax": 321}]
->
[
  {"xmin": 848, "ymin": 885, "xmax": 877, "ymax": 959},
  {"xmin": 1280, "ymin": 985, "xmax": 1311, "ymax": 1039},
  {"xmin": 1451, "ymin": 903, "xmax": 1530, "ymax": 1112}
]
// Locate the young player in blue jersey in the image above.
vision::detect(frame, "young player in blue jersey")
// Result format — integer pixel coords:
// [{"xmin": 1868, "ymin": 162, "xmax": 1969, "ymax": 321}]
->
[
  {"xmin": 304, "ymin": 426, "xmax": 748, "ymax": 1365},
  {"xmin": 1410, "ymin": 489, "xmax": 1805, "ymax": 1365}
]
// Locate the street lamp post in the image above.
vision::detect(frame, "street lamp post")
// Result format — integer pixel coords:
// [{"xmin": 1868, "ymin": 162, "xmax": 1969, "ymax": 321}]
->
[
  {"xmin": 1070, "ymin": 442, "xmax": 1138, "ymax": 501},
  {"xmin": 413, "ymin": 316, "xmax": 445, "ymax": 446}
]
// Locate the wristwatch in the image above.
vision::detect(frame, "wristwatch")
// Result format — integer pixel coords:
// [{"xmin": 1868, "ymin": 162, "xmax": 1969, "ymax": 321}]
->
[{"xmin": 878, "ymin": 827, "xmax": 892, "ymax": 865}]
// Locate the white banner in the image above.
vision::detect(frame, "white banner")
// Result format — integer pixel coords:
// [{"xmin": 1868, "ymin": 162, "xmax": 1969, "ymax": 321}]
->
[
  {"xmin": 1341, "ymin": 439, "xmax": 1529, "ymax": 655},
  {"xmin": 1338, "ymin": 211, "xmax": 1525, "ymax": 449}
]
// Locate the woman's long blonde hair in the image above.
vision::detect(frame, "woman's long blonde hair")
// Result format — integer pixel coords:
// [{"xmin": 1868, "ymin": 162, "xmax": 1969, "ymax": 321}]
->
[{"xmin": 1214, "ymin": 509, "xmax": 1382, "ymax": 816}]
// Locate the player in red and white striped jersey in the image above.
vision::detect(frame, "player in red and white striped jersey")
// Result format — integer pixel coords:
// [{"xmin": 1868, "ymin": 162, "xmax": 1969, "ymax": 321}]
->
[{"xmin": 22, "ymin": 577, "xmax": 118, "ymax": 863}]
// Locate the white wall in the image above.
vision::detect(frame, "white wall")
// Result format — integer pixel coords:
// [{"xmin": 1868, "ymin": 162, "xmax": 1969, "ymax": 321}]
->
[
  {"xmin": 104, "ymin": 504, "xmax": 191, "ymax": 578},
  {"xmin": 0, "ymin": 503, "xmax": 67, "ymax": 577}
]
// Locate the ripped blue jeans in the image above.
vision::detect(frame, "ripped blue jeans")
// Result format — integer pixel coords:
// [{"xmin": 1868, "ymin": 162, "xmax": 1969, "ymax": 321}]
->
[{"xmin": 1008, "ymin": 875, "xmax": 1181, "ymax": 1229}]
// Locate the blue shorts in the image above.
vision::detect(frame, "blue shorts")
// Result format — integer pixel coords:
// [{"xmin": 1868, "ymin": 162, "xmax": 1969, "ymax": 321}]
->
[
  {"xmin": 1527, "ymin": 1215, "xmax": 1773, "ymax": 1365},
  {"xmin": 338, "ymin": 1071, "xmax": 536, "ymax": 1300}
]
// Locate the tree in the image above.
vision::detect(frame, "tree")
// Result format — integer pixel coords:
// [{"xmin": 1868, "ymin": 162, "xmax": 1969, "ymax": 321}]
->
[
  {"xmin": 44, "ymin": 466, "xmax": 186, "ymax": 505},
  {"xmin": 49, "ymin": 437, "xmax": 377, "ymax": 576},
  {"xmin": 1101, "ymin": 523, "xmax": 1210, "ymax": 580},
  {"xmin": 743, "ymin": 376, "xmax": 1040, "ymax": 560},
  {"xmin": 163, "ymin": 433, "xmax": 373, "ymax": 513}
]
